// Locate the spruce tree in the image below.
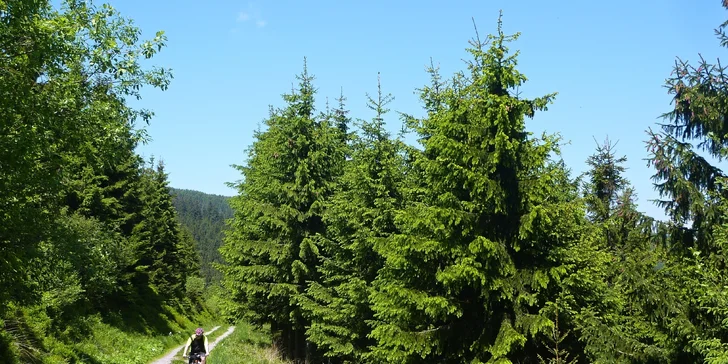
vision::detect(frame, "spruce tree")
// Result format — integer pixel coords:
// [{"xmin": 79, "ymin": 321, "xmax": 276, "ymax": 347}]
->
[
  {"xmin": 220, "ymin": 60, "xmax": 346, "ymax": 361},
  {"xmin": 583, "ymin": 137, "xmax": 628, "ymax": 225},
  {"xmin": 62, "ymin": 127, "xmax": 145, "ymax": 238},
  {"xmin": 367, "ymin": 15, "xmax": 580, "ymax": 362},
  {"xmin": 178, "ymin": 225, "xmax": 205, "ymax": 305},
  {"xmin": 299, "ymin": 73, "xmax": 407, "ymax": 362},
  {"xmin": 562, "ymin": 139, "xmax": 671, "ymax": 362},
  {"xmin": 643, "ymin": 2, "xmax": 728, "ymax": 360},
  {"xmin": 131, "ymin": 159, "xmax": 188, "ymax": 302},
  {"xmin": 334, "ymin": 88, "xmax": 354, "ymax": 150}
]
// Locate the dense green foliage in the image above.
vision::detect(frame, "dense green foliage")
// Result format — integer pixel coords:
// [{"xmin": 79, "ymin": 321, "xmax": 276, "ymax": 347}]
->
[
  {"xmin": 219, "ymin": 59, "xmax": 349, "ymax": 362},
  {"xmin": 8, "ymin": 0, "xmax": 728, "ymax": 362},
  {"xmin": 0, "ymin": 0, "xmax": 207, "ymax": 362},
  {"xmin": 363, "ymin": 22, "xmax": 580, "ymax": 363},
  {"xmin": 298, "ymin": 74, "xmax": 409, "ymax": 362},
  {"xmin": 170, "ymin": 187, "xmax": 233, "ymax": 285},
  {"xmin": 219, "ymin": 5, "xmax": 728, "ymax": 364}
]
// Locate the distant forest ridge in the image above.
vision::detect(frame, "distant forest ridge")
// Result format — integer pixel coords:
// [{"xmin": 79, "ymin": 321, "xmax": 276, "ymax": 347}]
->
[
  {"xmin": 169, "ymin": 187, "xmax": 233, "ymax": 286},
  {"xmin": 171, "ymin": 187, "xmax": 233, "ymax": 198}
]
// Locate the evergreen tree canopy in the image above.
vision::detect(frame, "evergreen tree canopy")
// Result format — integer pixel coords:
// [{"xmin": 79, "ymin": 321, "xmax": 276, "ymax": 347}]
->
[
  {"xmin": 366, "ymin": 15, "xmax": 582, "ymax": 363},
  {"xmin": 298, "ymin": 73, "xmax": 409, "ymax": 362},
  {"xmin": 642, "ymin": 2, "xmax": 728, "ymax": 361},
  {"xmin": 220, "ymin": 59, "xmax": 348, "ymax": 361}
]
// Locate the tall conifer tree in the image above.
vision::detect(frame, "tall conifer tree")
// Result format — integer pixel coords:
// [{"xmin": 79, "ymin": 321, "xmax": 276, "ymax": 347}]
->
[
  {"xmin": 299, "ymin": 74, "xmax": 408, "ymax": 362},
  {"xmin": 553, "ymin": 139, "xmax": 672, "ymax": 362},
  {"xmin": 220, "ymin": 60, "xmax": 347, "ymax": 361},
  {"xmin": 367, "ymin": 14, "xmax": 581, "ymax": 362},
  {"xmin": 643, "ymin": 2, "xmax": 728, "ymax": 361},
  {"xmin": 131, "ymin": 159, "xmax": 190, "ymax": 301}
]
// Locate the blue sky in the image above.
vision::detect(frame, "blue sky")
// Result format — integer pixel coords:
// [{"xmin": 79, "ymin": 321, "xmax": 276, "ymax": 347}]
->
[{"xmin": 109, "ymin": 0, "xmax": 726, "ymax": 221}]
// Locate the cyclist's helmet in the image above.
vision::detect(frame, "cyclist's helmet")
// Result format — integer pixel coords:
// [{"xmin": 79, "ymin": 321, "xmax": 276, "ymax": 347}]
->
[{"xmin": 195, "ymin": 328, "xmax": 204, "ymax": 335}]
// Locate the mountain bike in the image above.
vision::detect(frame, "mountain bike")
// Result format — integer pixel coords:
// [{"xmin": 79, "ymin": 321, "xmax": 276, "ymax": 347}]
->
[{"xmin": 183, "ymin": 353, "xmax": 207, "ymax": 364}]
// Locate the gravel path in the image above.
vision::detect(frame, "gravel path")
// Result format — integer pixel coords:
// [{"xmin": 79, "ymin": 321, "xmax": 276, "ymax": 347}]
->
[
  {"xmin": 149, "ymin": 325, "xmax": 234, "ymax": 364},
  {"xmin": 208, "ymin": 326, "xmax": 236, "ymax": 351}
]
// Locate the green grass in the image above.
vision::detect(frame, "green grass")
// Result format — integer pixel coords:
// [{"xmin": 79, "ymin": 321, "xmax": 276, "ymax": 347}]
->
[
  {"xmin": 171, "ymin": 322, "xmax": 290, "ymax": 364},
  {"xmin": 66, "ymin": 319, "xmax": 190, "ymax": 364},
  {"xmin": 50, "ymin": 307, "xmax": 216, "ymax": 364},
  {"xmin": 5, "ymin": 295, "xmax": 287, "ymax": 364},
  {"xmin": 11, "ymin": 301, "xmax": 218, "ymax": 364}
]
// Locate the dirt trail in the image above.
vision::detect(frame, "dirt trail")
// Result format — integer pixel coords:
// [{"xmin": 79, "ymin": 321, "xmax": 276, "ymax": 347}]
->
[
  {"xmin": 208, "ymin": 326, "xmax": 236, "ymax": 351},
  {"xmin": 150, "ymin": 325, "xmax": 234, "ymax": 364}
]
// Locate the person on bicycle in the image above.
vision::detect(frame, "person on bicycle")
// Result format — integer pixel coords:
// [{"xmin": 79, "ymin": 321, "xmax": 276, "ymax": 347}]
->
[{"xmin": 182, "ymin": 327, "xmax": 210, "ymax": 363}]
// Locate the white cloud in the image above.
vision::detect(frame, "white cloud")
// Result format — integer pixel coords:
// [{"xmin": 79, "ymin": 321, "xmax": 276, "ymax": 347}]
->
[{"xmin": 234, "ymin": 3, "xmax": 266, "ymax": 29}]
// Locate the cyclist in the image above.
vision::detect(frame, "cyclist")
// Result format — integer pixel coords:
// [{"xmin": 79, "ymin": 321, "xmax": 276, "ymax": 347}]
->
[{"xmin": 182, "ymin": 327, "xmax": 210, "ymax": 363}]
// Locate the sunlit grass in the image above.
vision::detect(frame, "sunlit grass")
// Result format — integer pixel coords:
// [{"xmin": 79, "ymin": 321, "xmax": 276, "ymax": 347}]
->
[
  {"xmin": 70, "ymin": 309, "xmax": 215, "ymax": 364},
  {"xmin": 20, "ymin": 303, "xmax": 217, "ymax": 364},
  {"xmin": 194, "ymin": 322, "xmax": 290, "ymax": 364}
]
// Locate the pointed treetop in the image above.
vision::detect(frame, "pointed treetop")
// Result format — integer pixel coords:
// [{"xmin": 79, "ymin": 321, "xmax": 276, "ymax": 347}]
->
[
  {"xmin": 467, "ymin": 11, "xmax": 527, "ymax": 96},
  {"xmin": 497, "ymin": 9, "xmax": 504, "ymax": 37},
  {"xmin": 417, "ymin": 57, "xmax": 447, "ymax": 117},
  {"xmin": 359, "ymin": 73, "xmax": 395, "ymax": 144},
  {"xmin": 584, "ymin": 135, "xmax": 629, "ymax": 222},
  {"xmin": 296, "ymin": 56, "xmax": 315, "ymax": 93},
  {"xmin": 365, "ymin": 72, "xmax": 394, "ymax": 129},
  {"xmin": 337, "ymin": 86, "xmax": 347, "ymax": 110},
  {"xmin": 156, "ymin": 157, "xmax": 166, "ymax": 171},
  {"xmin": 333, "ymin": 86, "xmax": 351, "ymax": 141},
  {"xmin": 282, "ymin": 57, "xmax": 318, "ymax": 118},
  {"xmin": 471, "ymin": 16, "xmax": 482, "ymax": 50}
]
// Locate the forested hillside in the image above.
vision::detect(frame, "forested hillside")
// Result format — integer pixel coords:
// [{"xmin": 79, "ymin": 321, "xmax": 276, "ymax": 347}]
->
[
  {"xmin": 170, "ymin": 188, "xmax": 233, "ymax": 285},
  {"xmin": 7, "ymin": 0, "xmax": 728, "ymax": 363},
  {"xmin": 219, "ymin": 7, "xmax": 728, "ymax": 364},
  {"xmin": 0, "ymin": 1, "xmax": 210, "ymax": 362}
]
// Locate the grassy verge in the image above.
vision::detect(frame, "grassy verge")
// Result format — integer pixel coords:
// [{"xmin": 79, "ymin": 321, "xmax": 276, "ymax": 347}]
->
[
  {"xmin": 63, "ymin": 307, "xmax": 214, "ymax": 364},
  {"xmin": 12, "ymin": 302, "xmax": 217, "ymax": 364},
  {"xmin": 171, "ymin": 322, "xmax": 290, "ymax": 364}
]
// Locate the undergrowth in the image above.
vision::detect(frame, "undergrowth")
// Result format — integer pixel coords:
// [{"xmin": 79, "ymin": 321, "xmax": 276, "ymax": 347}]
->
[{"xmin": 3, "ymin": 301, "xmax": 216, "ymax": 364}]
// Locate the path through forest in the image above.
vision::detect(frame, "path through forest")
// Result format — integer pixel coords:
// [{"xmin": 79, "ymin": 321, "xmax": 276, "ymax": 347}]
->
[{"xmin": 149, "ymin": 325, "xmax": 236, "ymax": 364}]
